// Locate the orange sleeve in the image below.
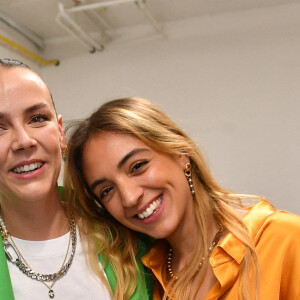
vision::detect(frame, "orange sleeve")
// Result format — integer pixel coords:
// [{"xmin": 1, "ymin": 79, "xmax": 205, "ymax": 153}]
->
[{"xmin": 276, "ymin": 213, "xmax": 300, "ymax": 299}]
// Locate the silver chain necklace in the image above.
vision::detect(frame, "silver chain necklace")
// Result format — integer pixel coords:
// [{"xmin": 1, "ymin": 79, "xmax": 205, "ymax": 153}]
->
[{"xmin": 0, "ymin": 214, "xmax": 77, "ymax": 299}]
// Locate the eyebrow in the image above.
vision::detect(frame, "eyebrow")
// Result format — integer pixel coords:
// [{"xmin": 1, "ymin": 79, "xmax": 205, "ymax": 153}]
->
[
  {"xmin": 117, "ymin": 148, "xmax": 149, "ymax": 169},
  {"xmin": 89, "ymin": 148, "xmax": 149, "ymax": 192},
  {"xmin": 24, "ymin": 103, "xmax": 50, "ymax": 115},
  {"xmin": 90, "ymin": 178, "xmax": 107, "ymax": 192},
  {"xmin": 0, "ymin": 103, "xmax": 50, "ymax": 121}
]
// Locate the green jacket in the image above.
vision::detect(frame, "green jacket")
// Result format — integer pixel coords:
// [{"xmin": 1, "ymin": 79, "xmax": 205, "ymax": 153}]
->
[{"xmin": 0, "ymin": 235, "xmax": 153, "ymax": 299}]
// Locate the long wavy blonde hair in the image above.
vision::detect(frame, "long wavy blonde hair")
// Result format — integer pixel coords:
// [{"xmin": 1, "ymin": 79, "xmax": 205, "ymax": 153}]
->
[{"xmin": 65, "ymin": 97, "xmax": 260, "ymax": 300}]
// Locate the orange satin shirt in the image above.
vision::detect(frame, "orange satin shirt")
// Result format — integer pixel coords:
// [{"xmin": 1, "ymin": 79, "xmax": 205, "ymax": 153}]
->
[{"xmin": 142, "ymin": 199, "xmax": 300, "ymax": 299}]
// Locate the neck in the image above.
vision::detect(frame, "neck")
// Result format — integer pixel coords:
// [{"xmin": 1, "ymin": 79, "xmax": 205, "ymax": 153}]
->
[
  {"xmin": 167, "ymin": 217, "xmax": 220, "ymax": 272},
  {"xmin": 166, "ymin": 211, "xmax": 199, "ymax": 268},
  {"xmin": 0, "ymin": 187, "xmax": 69, "ymax": 240}
]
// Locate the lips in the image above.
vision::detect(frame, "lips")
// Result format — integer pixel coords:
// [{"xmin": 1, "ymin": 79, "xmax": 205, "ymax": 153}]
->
[
  {"xmin": 12, "ymin": 162, "xmax": 44, "ymax": 174},
  {"xmin": 137, "ymin": 195, "xmax": 162, "ymax": 219}
]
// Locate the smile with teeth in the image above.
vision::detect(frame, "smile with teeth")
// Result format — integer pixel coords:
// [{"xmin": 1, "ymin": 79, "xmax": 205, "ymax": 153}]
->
[
  {"xmin": 137, "ymin": 195, "xmax": 162, "ymax": 219},
  {"xmin": 13, "ymin": 162, "xmax": 43, "ymax": 174}
]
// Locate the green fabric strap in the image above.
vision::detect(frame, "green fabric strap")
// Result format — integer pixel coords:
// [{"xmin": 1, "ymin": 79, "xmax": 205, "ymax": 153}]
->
[
  {"xmin": 0, "ymin": 235, "xmax": 15, "ymax": 300},
  {"xmin": 98, "ymin": 238, "xmax": 153, "ymax": 299}
]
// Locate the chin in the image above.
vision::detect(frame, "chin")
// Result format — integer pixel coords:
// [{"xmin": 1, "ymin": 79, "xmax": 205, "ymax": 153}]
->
[
  {"xmin": 146, "ymin": 231, "xmax": 170, "ymax": 239},
  {"xmin": 16, "ymin": 184, "xmax": 53, "ymax": 201}
]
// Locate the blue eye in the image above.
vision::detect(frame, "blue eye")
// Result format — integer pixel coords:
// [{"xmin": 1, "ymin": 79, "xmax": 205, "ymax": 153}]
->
[{"xmin": 100, "ymin": 187, "xmax": 113, "ymax": 200}]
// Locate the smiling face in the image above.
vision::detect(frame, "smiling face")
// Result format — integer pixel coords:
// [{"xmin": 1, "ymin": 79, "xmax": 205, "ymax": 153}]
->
[
  {"xmin": 82, "ymin": 131, "xmax": 196, "ymax": 240},
  {"xmin": 0, "ymin": 67, "xmax": 65, "ymax": 207}
]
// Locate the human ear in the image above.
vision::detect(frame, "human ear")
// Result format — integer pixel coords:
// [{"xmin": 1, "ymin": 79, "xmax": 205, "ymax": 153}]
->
[
  {"xmin": 178, "ymin": 154, "xmax": 190, "ymax": 170},
  {"xmin": 57, "ymin": 115, "xmax": 66, "ymax": 150}
]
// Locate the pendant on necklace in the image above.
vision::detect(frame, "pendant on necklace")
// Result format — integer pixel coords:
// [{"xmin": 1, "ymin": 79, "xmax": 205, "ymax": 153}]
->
[{"xmin": 48, "ymin": 289, "xmax": 55, "ymax": 298}]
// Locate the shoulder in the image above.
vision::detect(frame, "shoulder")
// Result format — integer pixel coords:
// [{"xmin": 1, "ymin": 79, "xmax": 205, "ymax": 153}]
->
[
  {"xmin": 245, "ymin": 199, "xmax": 300, "ymax": 237},
  {"xmin": 258, "ymin": 209, "xmax": 300, "ymax": 244},
  {"xmin": 266, "ymin": 210, "xmax": 300, "ymax": 232}
]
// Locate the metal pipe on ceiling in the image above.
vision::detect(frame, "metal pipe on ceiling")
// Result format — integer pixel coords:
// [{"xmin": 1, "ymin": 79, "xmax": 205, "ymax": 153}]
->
[
  {"xmin": 83, "ymin": 10, "xmax": 115, "ymax": 41},
  {"xmin": 65, "ymin": 0, "xmax": 163, "ymax": 35},
  {"xmin": 57, "ymin": 3, "xmax": 104, "ymax": 53},
  {"xmin": 66, "ymin": 0, "xmax": 137, "ymax": 13},
  {"xmin": 56, "ymin": 0, "xmax": 164, "ymax": 52},
  {"xmin": 135, "ymin": 0, "xmax": 164, "ymax": 35},
  {"xmin": 0, "ymin": 10, "xmax": 45, "ymax": 50},
  {"xmin": 0, "ymin": 34, "xmax": 59, "ymax": 66}
]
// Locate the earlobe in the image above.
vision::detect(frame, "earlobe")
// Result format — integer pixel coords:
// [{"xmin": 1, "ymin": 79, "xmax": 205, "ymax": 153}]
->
[{"xmin": 178, "ymin": 155, "xmax": 190, "ymax": 169}]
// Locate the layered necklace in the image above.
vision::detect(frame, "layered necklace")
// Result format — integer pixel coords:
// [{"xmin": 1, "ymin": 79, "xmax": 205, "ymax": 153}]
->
[
  {"xmin": 167, "ymin": 224, "xmax": 224, "ymax": 280},
  {"xmin": 0, "ymin": 214, "xmax": 77, "ymax": 299}
]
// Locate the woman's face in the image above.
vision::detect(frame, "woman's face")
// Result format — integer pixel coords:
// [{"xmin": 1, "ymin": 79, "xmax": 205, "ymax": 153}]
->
[
  {"xmin": 82, "ymin": 131, "xmax": 196, "ymax": 239},
  {"xmin": 0, "ymin": 67, "xmax": 65, "ymax": 206}
]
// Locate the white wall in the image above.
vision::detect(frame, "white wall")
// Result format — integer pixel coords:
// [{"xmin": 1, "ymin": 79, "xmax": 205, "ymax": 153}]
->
[
  {"xmin": 2, "ymin": 3, "xmax": 300, "ymax": 214},
  {"xmin": 0, "ymin": 23, "xmax": 41, "ymax": 72}
]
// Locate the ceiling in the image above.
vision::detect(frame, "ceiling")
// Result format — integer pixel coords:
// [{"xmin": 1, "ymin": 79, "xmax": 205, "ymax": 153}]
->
[{"xmin": 0, "ymin": 0, "xmax": 300, "ymax": 54}]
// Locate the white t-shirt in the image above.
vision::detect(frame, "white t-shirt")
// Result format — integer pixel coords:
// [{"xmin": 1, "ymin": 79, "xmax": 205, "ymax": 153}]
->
[{"xmin": 7, "ymin": 229, "xmax": 111, "ymax": 300}]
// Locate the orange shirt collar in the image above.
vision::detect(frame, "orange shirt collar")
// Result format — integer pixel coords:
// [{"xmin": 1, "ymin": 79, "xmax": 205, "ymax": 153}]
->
[{"xmin": 142, "ymin": 199, "xmax": 276, "ymax": 296}]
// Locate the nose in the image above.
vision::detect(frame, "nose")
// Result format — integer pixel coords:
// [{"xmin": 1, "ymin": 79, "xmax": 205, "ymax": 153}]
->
[
  {"xmin": 11, "ymin": 126, "xmax": 37, "ymax": 152},
  {"xmin": 118, "ymin": 178, "xmax": 143, "ymax": 208}
]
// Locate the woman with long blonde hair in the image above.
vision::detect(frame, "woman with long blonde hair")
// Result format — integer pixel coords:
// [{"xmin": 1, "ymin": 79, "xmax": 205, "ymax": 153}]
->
[{"xmin": 65, "ymin": 97, "xmax": 300, "ymax": 300}]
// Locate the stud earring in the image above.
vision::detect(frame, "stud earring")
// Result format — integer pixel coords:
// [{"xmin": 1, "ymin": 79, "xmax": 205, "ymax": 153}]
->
[{"xmin": 185, "ymin": 163, "xmax": 195, "ymax": 197}]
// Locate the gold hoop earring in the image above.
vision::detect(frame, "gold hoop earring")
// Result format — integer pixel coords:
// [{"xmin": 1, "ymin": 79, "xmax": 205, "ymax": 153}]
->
[{"xmin": 185, "ymin": 163, "xmax": 195, "ymax": 197}]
